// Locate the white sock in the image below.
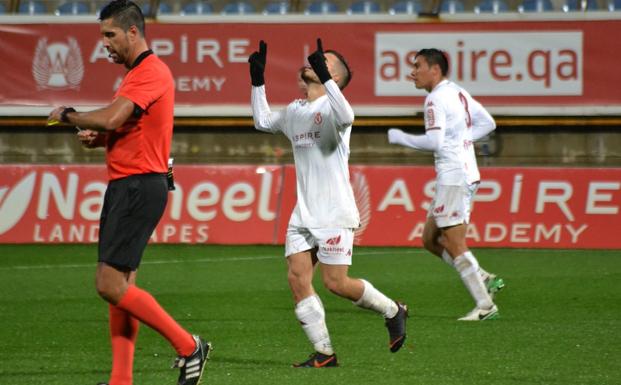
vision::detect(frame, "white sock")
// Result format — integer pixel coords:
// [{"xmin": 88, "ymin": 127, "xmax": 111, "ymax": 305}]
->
[
  {"xmin": 461, "ymin": 250, "xmax": 491, "ymax": 281},
  {"xmin": 295, "ymin": 295, "xmax": 334, "ymax": 355},
  {"xmin": 441, "ymin": 249, "xmax": 454, "ymax": 267},
  {"xmin": 454, "ymin": 253, "xmax": 493, "ymax": 310},
  {"xmin": 353, "ymin": 279, "xmax": 398, "ymax": 319}
]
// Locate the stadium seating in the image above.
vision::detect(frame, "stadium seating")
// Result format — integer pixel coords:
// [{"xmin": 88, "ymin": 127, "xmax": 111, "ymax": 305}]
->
[
  {"xmin": 263, "ymin": 1, "xmax": 289, "ymax": 13},
  {"xmin": 388, "ymin": 0, "xmax": 421, "ymax": 14},
  {"xmin": 440, "ymin": 0, "xmax": 465, "ymax": 13},
  {"xmin": 221, "ymin": 0, "xmax": 255, "ymax": 13},
  {"xmin": 56, "ymin": 1, "xmax": 90, "ymax": 14},
  {"xmin": 562, "ymin": 0, "xmax": 598, "ymax": 10},
  {"xmin": 141, "ymin": 1, "xmax": 173, "ymax": 15},
  {"xmin": 518, "ymin": 0, "xmax": 554, "ymax": 11},
  {"xmin": 474, "ymin": 0, "xmax": 509, "ymax": 12},
  {"xmin": 0, "ymin": 2, "xmax": 5, "ymax": 13},
  {"xmin": 181, "ymin": 0, "xmax": 212, "ymax": 14},
  {"xmin": 348, "ymin": 0, "xmax": 381, "ymax": 13},
  {"xmin": 305, "ymin": 0, "xmax": 339, "ymax": 13},
  {"xmin": 609, "ymin": 0, "xmax": 621, "ymax": 10},
  {"xmin": 18, "ymin": 0, "xmax": 46, "ymax": 14}
]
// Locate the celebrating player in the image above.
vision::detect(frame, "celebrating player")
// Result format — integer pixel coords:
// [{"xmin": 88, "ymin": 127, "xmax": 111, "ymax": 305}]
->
[
  {"xmin": 387, "ymin": 48, "xmax": 504, "ymax": 321},
  {"xmin": 249, "ymin": 39, "xmax": 408, "ymax": 367},
  {"xmin": 47, "ymin": 1, "xmax": 210, "ymax": 384}
]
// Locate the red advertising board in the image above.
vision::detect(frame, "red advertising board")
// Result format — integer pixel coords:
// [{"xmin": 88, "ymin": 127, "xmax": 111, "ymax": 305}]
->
[
  {"xmin": 1, "ymin": 164, "xmax": 619, "ymax": 248},
  {"xmin": 1, "ymin": 19, "xmax": 621, "ymax": 115}
]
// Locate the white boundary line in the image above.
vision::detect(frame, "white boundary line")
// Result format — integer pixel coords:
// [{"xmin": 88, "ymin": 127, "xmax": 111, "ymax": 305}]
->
[{"xmin": 0, "ymin": 248, "xmax": 426, "ymax": 270}]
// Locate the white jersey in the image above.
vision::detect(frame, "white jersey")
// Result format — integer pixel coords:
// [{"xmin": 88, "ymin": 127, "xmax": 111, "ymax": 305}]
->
[
  {"xmin": 251, "ymin": 80, "xmax": 360, "ymax": 229},
  {"xmin": 425, "ymin": 79, "xmax": 491, "ymax": 185}
]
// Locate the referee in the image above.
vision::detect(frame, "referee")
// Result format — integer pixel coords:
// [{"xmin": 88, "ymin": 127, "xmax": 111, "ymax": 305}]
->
[{"xmin": 47, "ymin": 1, "xmax": 210, "ymax": 384}]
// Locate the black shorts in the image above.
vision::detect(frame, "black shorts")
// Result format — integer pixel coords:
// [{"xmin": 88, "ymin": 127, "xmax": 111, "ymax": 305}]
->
[{"xmin": 98, "ymin": 173, "xmax": 168, "ymax": 271}]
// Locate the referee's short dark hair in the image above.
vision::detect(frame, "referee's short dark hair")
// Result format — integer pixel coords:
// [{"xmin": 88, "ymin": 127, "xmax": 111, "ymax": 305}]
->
[
  {"xmin": 416, "ymin": 48, "xmax": 449, "ymax": 77},
  {"xmin": 99, "ymin": 0, "xmax": 145, "ymax": 37}
]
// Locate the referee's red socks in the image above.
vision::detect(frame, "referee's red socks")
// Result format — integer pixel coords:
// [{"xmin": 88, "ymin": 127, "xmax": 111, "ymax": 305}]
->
[
  {"xmin": 108, "ymin": 304, "xmax": 138, "ymax": 385},
  {"xmin": 116, "ymin": 285, "xmax": 196, "ymax": 356}
]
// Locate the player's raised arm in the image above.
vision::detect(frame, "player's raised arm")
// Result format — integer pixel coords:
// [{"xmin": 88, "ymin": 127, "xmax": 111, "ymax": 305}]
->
[
  {"xmin": 307, "ymin": 38, "xmax": 354, "ymax": 129},
  {"xmin": 249, "ymin": 40, "xmax": 283, "ymax": 133}
]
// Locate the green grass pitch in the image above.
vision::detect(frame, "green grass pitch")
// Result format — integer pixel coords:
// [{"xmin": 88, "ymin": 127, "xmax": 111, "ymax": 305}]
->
[{"xmin": 0, "ymin": 245, "xmax": 620, "ymax": 385}]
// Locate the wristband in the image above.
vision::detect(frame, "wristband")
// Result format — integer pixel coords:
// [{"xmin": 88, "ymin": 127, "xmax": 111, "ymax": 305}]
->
[{"xmin": 60, "ymin": 107, "xmax": 76, "ymax": 123}]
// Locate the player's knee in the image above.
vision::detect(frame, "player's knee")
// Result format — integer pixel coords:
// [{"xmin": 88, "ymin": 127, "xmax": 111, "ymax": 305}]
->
[
  {"xmin": 287, "ymin": 269, "xmax": 304, "ymax": 286},
  {"xmin": 322, "ymin": 276, "xmax": 345, "ymax": 295},
  {"xmin": 95, "ymin": 278, "xmax": 121, "ymax": 304}
]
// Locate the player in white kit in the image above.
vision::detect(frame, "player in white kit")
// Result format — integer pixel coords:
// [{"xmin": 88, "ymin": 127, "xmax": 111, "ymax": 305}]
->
[
  {"xmin": 249, "ymin": 39, "xmax": 408, "ymax": 367},
  {"xmin": 387, "ymin": 48, "xmax": 504, "ymax": 321}
]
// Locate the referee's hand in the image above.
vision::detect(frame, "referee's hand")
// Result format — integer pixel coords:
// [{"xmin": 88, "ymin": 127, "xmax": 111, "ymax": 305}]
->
[{"xmin": 77, "ymin": 129, "xmax": 99, "ymax": 148}]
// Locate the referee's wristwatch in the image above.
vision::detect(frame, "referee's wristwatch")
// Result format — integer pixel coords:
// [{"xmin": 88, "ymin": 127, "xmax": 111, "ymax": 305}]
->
[{"xmin": 60, "ymin": 107, "xmax": 76, "ymax": 123}]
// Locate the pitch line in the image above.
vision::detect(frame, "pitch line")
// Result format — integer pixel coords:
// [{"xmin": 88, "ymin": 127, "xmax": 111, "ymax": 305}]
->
[{"xmin": 0, "ymin": 249, "xmax": 425, "ymax": 271}]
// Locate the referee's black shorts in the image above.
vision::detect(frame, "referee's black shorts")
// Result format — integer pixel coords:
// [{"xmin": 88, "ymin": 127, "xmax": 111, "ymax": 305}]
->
[{"xmin": 98, "ymin": 173, "xmax": 168, "ymax": 271}]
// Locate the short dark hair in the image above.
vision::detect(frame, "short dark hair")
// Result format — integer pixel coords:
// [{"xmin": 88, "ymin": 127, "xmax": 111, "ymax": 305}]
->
[
  {"xmin": 99, "ymin": 0, "xmax": 145, "ymax": 36},
  {"xmin": 416, "ymin": 48, "xmax": 449, "ymax": 77},
  {"xmin": 325, "ymin": 49, "xmax": 353, "ymax": 90}
]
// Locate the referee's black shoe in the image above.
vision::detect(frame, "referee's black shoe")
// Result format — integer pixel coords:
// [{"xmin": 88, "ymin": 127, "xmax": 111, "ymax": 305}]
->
[
  {"xmin": 172, "ymin": 335, "xmax": 212, "ymax": 385},
  {"xmin": 385, "ymin": 302, "xmax": 408, "ymax": 353}
]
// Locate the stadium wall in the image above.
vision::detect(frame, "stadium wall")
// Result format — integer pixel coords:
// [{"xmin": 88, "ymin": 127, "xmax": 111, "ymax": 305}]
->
[
  {"xmin": 1, "ymin": 164, "xmax": 619, "ymax": 248},
  {"xmin": 1, "ymin": 15, "xmax": 619, "ymax": 248}
]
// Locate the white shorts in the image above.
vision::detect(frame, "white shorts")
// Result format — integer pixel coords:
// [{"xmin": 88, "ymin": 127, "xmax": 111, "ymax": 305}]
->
[
  {"xmin": 427, "ymin": 182, "xmax": 479, "ymax": 228},
  {"xmin": 285, "ymin": 226, "xmax": 354, "ymax": 265}
]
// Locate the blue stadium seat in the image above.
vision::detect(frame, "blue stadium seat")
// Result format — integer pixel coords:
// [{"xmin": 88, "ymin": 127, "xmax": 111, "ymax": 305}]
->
[
  {"xmin": 562, "ymin": 0, "xmax": 598, "ymax": 10},
  {"xmin": 141, "ymin": 2, "xmax": 173, "ymax": 15},
  {"xmin": 181, "ymin": 1, "xmax": 212, "ymax": 14},
  {"xmin": 609, "ymin": 0, "xmax": 621, "ymax": 10},
  {"xmin": 56, "ymin": 1, "xmax": 90, "ymax": 14},
  {"xmin": 475, "ymin": 0, "xmax": 509, "ymax": 12},
  {"xmin": 440, "ymin": 0, "xmax": 465, "ymax": 13},
  {"xmin": 348, "ymin": 0, "xmax": 381, "ymax": 13},
  {"xmin": 221, "ymin": 0, "xmax": 255, "ymax": 13},
  {"xmin": 18, "ymin": 0, "xmax": 46, "ymax": 14},
  {"xmin": 305, "ymin": 1, "xmax": 339, "ymax": 13},
  {"xmin": 519, "ymin": 0, "xmax": 554, "ymax": 11},
  {"xmin": 0, "ymin": 2, "xmax": 6, "ymax": 13},
  {"xmin": 263, "ymin": 1, "xmax": 289, "ymax": 13},
  {"xmin": 388, "ymin": 0, "xmax": 422, "ymax": 14}
]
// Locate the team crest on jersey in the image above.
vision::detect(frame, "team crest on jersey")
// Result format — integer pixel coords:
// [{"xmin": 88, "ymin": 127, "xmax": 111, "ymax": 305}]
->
[
  {"xmin": 32, "ymin": 37, "xmax": 84, "ymax": 90},
  {"xmin": 314, "ymin": 112, "xmax": 323, "ymax": 125},
  {"xmin": 326, "ymin": 235, "xmax": 341, "ymax": 245}
]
